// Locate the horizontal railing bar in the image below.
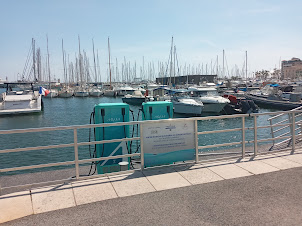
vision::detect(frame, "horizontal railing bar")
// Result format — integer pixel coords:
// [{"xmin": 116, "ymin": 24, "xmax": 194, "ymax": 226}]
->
[
  {"xmin": 0, "ymin": 160, "xmax": 75, "ymax": 173},
  {"xmin": 266, "ymin": 109, "xmax": 302, "ymax": 120},
  {"xmin": 273, "ymin": 125, "xmax": 290, "ymax": 133},
  {"xmin": 198, "ymin": 128, "xmax": 242, "ymax": 135},
  {"xmin": 78, "ymin": 137, "xmax": 140, "ymax": 146},
  {"xmin": 78, "ymin": 153, "xmax": 141, "ymax": 164},
  {"xmin": 0, "ymin": 143, "xmax": 74, "ymax": 154},
  {"xmin": 198, "ymin": 141, "xmax": 242, "ymax": 149},
  {"xmin": 258, "ymin": 136, "xmax": 292, "ymax": 143},
  {"xmin": 258, "ymin": 123, "xmax": 292, "ymax": 130}
]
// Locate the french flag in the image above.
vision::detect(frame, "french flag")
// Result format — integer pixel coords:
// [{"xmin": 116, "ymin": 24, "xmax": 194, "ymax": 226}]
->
[{"xmin": 39, "ymin": 87, "xmax": 50, "ymax": 96}]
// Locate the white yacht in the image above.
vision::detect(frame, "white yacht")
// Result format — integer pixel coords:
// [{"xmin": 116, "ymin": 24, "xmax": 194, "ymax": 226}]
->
[
  {"xmin": 188, "ymin": 86, "xmax": 230, "ymax": 113},
  {"xmin": 0, "ymin": 83, "xmax": 42, "ymax": 115},
  {"xmin": 170, "ymin": 89, "xmax": 203, "ymax": 115},
  {"xmin": 122, "ymin": 90, "xmax": 146, "ymax": 105},
  {"xmin": 89, "ymin": 87, "xmax": 103, "ymax": 97}
]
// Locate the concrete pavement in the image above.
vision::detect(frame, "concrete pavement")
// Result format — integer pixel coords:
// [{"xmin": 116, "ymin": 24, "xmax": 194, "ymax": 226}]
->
[{"xmin": 2, "ymin": 150, "xmax": 302, "ymax": 225}]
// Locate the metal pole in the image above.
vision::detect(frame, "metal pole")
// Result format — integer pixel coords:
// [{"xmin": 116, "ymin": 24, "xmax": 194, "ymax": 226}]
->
[
  {"xmin": 254, "ymin": 115, "xmax": 258, "ymax": 156},
  {"xmin": 140, "ymin": 123, "xmax": 144, "ymax": 170},
  {"xmin": 194, "ymin": 120, "xmax": 199, "ymax": 163},
  {"xmin": 292, "ymin": 112, "xmax": 296, "ymax": 153},
  {"xmin": 74, "ymin": 128, "xmax": 80, "ymax": 179},
  {"xmin": 269, "ymin": 119, "xmax": 275, "ymax": 145},
  {"xmin": 242, "ymin": 116, "xmax": 245, "ymax": 158}
]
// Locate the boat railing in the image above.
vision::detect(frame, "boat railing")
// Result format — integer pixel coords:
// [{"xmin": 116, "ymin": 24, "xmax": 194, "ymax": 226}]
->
[{"xmin": 1, "ymin": 110, "xmax": 302, "ymax": 194}]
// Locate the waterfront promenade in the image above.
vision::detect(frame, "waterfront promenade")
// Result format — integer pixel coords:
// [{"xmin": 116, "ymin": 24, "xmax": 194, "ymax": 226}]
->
[{"xmin": 1, "ymin": 150, "xmax": 302, "ymax": 225}]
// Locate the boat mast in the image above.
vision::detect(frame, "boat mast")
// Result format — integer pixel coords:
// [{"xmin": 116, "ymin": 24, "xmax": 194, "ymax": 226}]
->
[
  {"xmin": 62, "ymin": 39, "xmax": 67, "ymax": 85},
  {"xmin": 92, "ymin": 39, "xmax": 97, "ymax": 83},
  {"xmin": 32, "ymin": 38, "xmax": 36, "ymax": 82},
  {"xmin": 108, "ymin": 37, "xmax": 112, "ymax": 89},
  {"xmin": 46, "ymin": 35, "xmax": 51, "ymax": 90},
  {"xmin": 222, "ymin": 49, "xmax": 225, "ymax": 78},
  {"xmin": 169, "ymin": 36, "xmax": 173, "ymax": 87},
  {"xmin": 245, "ymin": 50, "xmax": 248, "ymax": 83},
  {"xmin": 78, "ymin": 35, "xmax": 83, "ymax": 87}
]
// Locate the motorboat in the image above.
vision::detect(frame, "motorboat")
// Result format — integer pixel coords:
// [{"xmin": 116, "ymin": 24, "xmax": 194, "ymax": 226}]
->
[
  {"xmin": 0, "ymin": 83, "xmax": 42, "ymax": 115},
  {"xmin": 168, "ymin": 89, "xmax": 203, "ymax": 115},
  {"xmin": 116, "ymin": 86, "xmax": 136, "ymax": 96},
  {"xmin": 122, "ymin": 90, "xmax": 147, "ymax": 105},
  {"xmin": 188, "ymin": 86, "xmax": 230, "ymax": 113}
]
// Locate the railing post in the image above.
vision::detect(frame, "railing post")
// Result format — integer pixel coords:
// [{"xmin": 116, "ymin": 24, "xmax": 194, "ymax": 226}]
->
[
  {"xmin": 73, "ymin": 128, "xmax": 80, "ymax": 179},
  {"xmin": 292, "ymin": 112, "xmax": 296, "ymax": 153},
  {"xmin": 269, "ymin": 119, "xmax": 275, "ymax": 145},
  {"xmin": 140, "ymin": 123, "xmax": 145, "ymax": 170},
  {"xmin": 194, "ymin": 120, "xmax": 199, "ymax": 163},
  {"xmin": 242, "ymin": 116, "xmax": 245, "ymax": 158},
  {"xmin": 254, "ymin": 115, "xmax": 258, "ymax": 157}
]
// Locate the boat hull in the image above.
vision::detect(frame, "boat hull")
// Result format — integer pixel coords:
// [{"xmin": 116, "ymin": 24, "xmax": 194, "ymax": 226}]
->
[
  {"xmin": 122, "ymin": 97, "xmax": 146, "ymax": 105},
  {"xmin": 58, "ymin": 91, "xmax": 73, "ymax": 98},
  {"xmin": 245, "ymin": 94, "xmax": 302, "ymax": 110},
  {"xmin": 74, "ymin": 92, "xmax": 89, "ymax": 97},
  {"xmin": 173, "ymin": 102, "xmax": 203, "ymax": 115}
]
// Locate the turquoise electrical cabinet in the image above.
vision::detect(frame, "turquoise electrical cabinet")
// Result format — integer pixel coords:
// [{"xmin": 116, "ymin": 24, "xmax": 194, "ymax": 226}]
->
[
  {"xmin": 142, "ymin": 101, "xmax": 173, "ymax": 120},
  {"xmin": 94, "ymin": 103, "xmax": 130, "ymax": 174}
]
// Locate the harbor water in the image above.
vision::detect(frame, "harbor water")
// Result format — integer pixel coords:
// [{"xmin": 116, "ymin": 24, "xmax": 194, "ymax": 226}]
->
[{"xmin": 0, "ymin": 92, "xmax": 288, "ymax": 176}]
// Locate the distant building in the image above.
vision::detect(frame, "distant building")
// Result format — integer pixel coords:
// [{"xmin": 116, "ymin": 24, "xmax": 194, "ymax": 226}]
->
[
  {"xmin": 281, "ymin": 57, "xmax": 302, "ymax": 80},
  {"xmin": 156, "ymin": 74, "xmax": 217, "ymax": 85}
]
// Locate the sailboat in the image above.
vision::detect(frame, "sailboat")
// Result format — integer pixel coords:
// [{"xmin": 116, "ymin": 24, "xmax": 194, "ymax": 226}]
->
[
  {"xmin": 74, "ymin": 36, "xmax": 89, "ymax": 97},
  {"xmin": 59, "ymin": 39, "xmax": 73, "ymax": 98},
  {"xmin": 103, "ymin": 37, "xmax": 117, "ymax": 97},
  {"xmin": 44, "ymin": 36, "xmax": 58, "ymax": 98},
  {"xmin": 89, "ymin": 39, "xmax": 103, "ymax": 97}
]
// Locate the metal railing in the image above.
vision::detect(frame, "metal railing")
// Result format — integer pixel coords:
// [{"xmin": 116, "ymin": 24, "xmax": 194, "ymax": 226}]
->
[{"xmin": 1, "ymin": 109, "xmax": 302, "ymax": 194}]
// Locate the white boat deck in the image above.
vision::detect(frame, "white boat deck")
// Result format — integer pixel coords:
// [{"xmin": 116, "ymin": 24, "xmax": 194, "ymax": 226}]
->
[{"xmin": 1, "ymin": 149, "xmax": 302, "ymax": 223}]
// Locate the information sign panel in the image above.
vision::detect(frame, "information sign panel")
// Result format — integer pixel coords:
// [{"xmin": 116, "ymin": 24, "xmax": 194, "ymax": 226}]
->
[{"xmin": 142, "ymin": 120, "xmax": 195, "ymax": 154}]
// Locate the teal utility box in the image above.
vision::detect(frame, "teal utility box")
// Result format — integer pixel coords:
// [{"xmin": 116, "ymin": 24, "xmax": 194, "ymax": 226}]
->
[
  {"xmin": 142, "ymin": 101, "xmax": 194, "ymax": 167},
  {"xmin": 94, "ymin": 103, "xmax": 130, "ymax": 174},
  {"xmin": 142, "ymin": 101, "xmax": 173, "ymax": 120}
]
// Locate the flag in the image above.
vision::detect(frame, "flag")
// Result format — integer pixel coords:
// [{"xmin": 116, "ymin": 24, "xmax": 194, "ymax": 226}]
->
[{"xmin": 39, "ymin": 87, "xmax": 50, "ymax": 96}]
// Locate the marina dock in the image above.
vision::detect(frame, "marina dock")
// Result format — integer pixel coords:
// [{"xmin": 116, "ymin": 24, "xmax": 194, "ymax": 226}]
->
[{"xmin": 1, "ymin": 149, "xmax": 302, "ymax": 225}]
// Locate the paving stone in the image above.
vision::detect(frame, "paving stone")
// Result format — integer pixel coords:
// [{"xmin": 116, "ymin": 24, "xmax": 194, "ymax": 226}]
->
[
  {"xmin": 31, "ymin": 184, "xmax": 76, "ymax": 214},
  {"xmin": 143, "ymin": 167, "xmax": 191, "ymax": 191},
  {"xmin": 109, "ymin": 171, "xmax": 155, "ymax": 197},
  {"xmin": 72, "ymin": 177, "xmax": 118, "ymax": 205},
  {"xmin": 0, "ymin": 190, "xmax": 33, "ymax": 224},
  {"xmin": 176, "ymin": 167, "xmax": 224, "ymax": 185},
  {"xmin": 261, "ymin": 157, "xmax": 302, "ymax": 170},
  {"xmin": 282, "ymin": 153, "xmax": 302, "ymax": 164},
  {"xmin": 208, "ymin": 164, "xmax": 252, "ymax": 179},
  {"xmin": 236, "ymin": 160, "xmax": 279, "ymax": 175}
]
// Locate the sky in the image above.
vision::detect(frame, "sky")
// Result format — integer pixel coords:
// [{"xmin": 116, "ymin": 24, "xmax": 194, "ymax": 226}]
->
[{"xmin": 0, "ymin": 0, "xmax": 302, "ymax": 82}]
